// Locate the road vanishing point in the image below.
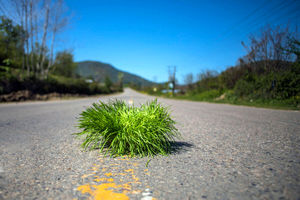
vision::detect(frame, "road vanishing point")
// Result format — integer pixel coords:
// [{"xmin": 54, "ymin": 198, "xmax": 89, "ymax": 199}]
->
[{"xmin": 0, "ymin": 88, "xmax": 299, "ymax": 200}]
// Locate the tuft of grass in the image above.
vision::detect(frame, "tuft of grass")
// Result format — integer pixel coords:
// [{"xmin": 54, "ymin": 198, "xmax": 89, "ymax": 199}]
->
[{"xmin": 75, "ymin": 99, "xmax": 180, "ymax": 157}]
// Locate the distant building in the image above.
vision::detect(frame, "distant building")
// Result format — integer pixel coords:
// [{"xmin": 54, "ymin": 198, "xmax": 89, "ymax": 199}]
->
[{"xmin": 161, "ymin": 89, "xmax": 180, "ymax": 94}]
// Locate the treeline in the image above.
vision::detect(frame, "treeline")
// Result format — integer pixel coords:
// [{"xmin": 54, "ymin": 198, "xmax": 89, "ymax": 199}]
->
[
  {"xmin": 145, "ymin": 25, "xmax": 300, "ymax": 108},
  {"xmin": 192, "ymin": 26, "xmax": 299, "ymax": 103},
  {"xmin": 0, "ymin": 0, "xmax": 119, "ymax": 100}
]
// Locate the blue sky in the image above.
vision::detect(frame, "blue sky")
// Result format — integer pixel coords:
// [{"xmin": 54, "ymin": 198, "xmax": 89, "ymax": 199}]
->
[{"xmin": 62, "ymin": 0, "xmax": 300, "ymax": 83}]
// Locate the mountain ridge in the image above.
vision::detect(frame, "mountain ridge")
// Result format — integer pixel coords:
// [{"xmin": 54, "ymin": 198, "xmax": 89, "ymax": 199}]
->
[{"xmin": 76, "ymin": 60, "xmax": 154, "ymax": 87}]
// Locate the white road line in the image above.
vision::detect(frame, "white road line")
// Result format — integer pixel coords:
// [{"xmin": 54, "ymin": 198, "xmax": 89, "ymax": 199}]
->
[{"xmin": 141, "ymin": 188, "xmax": 154, "ymax": 200}]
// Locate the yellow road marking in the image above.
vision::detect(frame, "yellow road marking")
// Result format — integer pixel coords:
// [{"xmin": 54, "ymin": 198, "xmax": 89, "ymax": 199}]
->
[{"xmin": 77, "ymin": 156, "xmax": 153, "ymax": 199}]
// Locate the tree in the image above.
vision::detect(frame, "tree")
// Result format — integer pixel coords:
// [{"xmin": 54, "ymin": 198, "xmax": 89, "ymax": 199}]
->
[
  {"xmin": 45, "ymin": 0, "xmax": 69, "ymax": 78},
  {"xmin": 52, "ymin": 50, "xmax": 76, "ymax": 77},
  {"xmin": 168, "ymin": 66, "xmax": 176, "ymax": 96},
  {"xmin": 241, "ymin": 25, "xmax": 297, "ymax": 73},
  {"xmin": 118, "ymin": 72, "xmax": 124, "ymax": 90},
  {"xmin": 220, "ymin": 65, "xmax": 245, "ymax": 89},
  {"xmin": 285, "ymin": 37, "xmax": 300, "ymax": 63},
  {"xmin": 197, "ymin": 70, "xmax": 218, "ymax": 81},
  {"xmin": 196, "ymin": 70, "xmax": 219, "ymax": 92},
  {"xmin": 184, "ymin": 73, "xmax": 194, "ymax": 91},
  {"xmin": 0, "ymin": 16, "xmax": 24, "ymax": 68},
  {"xmin": 0, "ymin": 0, "xmax": 70, "ymax": 79},
  {"xmin": 104, "ymin": 75, "xmax": 112, "ymax": 92}
]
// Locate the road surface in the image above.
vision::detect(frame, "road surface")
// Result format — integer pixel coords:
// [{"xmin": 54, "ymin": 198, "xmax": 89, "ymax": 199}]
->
[{"xmin": 0, "ymin": 88, "xmax": 299, "ymax": 200}]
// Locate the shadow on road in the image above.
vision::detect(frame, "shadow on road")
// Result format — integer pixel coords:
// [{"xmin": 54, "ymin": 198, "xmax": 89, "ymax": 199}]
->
[{"xmin": 170, "ymin": 141, "xmax": 193, "ymax": 154}]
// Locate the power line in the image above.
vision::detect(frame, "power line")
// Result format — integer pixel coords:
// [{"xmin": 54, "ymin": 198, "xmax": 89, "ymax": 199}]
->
[
  {"xmin": 221, "ymin": 0, "xmax": 270, "ymax": 38},
  {"xmin": 0, "ymin": 0, "xmax": 19, "ymax": 24},
  {"xmin": 0, "ymin": 0, "xmax": 8, "ymax": 16},
  {"xmin": 221, "ymin": 0, "xmax": 298, "ymax": 41},
  {"xmin": 244, "ymin": 0, "xmax": 296, "ymax": 27},
  {"xmin": 238, "ymin": 0, "xmax": 299, "ymax": 38},
  {"xmin": 218, "ymin": 0, "xmax": 288, "ymax": 42},
  {"xmin": 235, "ymin": 0, "xmax": 290, "ymax": 34},
  {"xmin": 268, "ymin": 2, "xmax": 300, "ymax": 25}
]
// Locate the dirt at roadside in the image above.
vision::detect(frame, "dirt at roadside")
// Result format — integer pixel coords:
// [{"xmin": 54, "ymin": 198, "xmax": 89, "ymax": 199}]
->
[{"xmin": 0, "ymin": 90, "xmax": 87, "ymax": 102}]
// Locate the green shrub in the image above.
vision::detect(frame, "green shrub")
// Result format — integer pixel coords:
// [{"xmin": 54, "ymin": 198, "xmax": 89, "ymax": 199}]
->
[
  {"xmin": 75, "ymin": 99, "xmax": 180, "ymax": 157},
  {"xmin": 0, "ymin": 73, "xmax": 110, "ymax": 95},
  {"xmin": 234, "ymin": 67, "xmax": 300, "ymax": 100},
  {"xmin": 192, "ymin": 89, "xmax": 221, "ymax": 101},
  {"xmin": 234, "ymin": 78, "xmax": 256, "ymax": 98}
]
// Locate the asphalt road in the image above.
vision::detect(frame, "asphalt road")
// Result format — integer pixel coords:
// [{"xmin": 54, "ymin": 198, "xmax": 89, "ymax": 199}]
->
[{"xmin": 0, "ymin": 88, "xmax": 299, "ymax": 200}]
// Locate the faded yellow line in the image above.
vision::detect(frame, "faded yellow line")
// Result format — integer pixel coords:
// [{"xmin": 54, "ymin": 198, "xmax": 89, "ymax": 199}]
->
[{"xmin": 77, "ymin": 156, "xmax": 151, "ymax": 200}]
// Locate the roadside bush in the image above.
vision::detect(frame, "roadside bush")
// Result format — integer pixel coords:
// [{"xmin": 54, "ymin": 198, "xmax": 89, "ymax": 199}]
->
[
  {"xmin": 234, "ymin": 77, "xmax": 257, "ymax": 98},
  {"xmin": 0, "ymin": 74, "xmax": 108, "ymax": 95},
  {"xmin": 234, "ymin": 66, "xmax": 300, "ymax": 100},
  {"xmin": 194, "ymin": 89, "xmax": 222, "ymax": 101},
  {"xmin": 196, "ymin": 76, "xmax": 220, "ymax": 93},
  {"xmin": 272, "ymin": 67, "xmax": 300, "ymax": 99}
]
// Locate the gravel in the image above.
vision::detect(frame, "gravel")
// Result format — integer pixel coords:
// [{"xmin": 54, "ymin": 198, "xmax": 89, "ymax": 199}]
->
[{"xmin": 0, "ymin": 88, "xmax": 299, "ymax": 200}]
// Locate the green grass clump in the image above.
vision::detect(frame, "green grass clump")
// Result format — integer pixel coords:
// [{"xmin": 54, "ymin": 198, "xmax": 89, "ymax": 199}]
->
[{"xmin": 75, "ymin": 99, "xmax": 180, "ymax": 157}]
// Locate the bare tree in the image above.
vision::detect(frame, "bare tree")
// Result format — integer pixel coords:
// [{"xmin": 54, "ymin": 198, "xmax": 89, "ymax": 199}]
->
[
  {"xmin": 184, "ymin": 73, "xmax": 194, "ymax": 91},
  {"xmin": 24, "ymin": 0, "xmax": 30, "ymax": 75},
  {"xmin": 29, "ymin": 0, "xmax": 37, "ymax": 75},
  {"xmin": 241, "ymin": 25, "xmax": 296, "ymax": 73},
  {"xmin": 197, "ymin": 70, "xmax": 218, "ymax": 81},
  {"xmin": 0, "ymin": 0, "xmax": 70, "ymax": 79},
  {"xmin": 285, "ymin": 37, "xmax": 300, "ymax": 62},
  {"xmin": 118, "ymin": 72, "xmax": 124, "ymax": 89},
  {"xmin": 168, "ymin": 66, "xmax": 176, "ymax": 96},
  {"xmin": 46, "ymin": 0, "xmax": 69, "ymax": 78},
  {"xmin": 39, "ymin": 3, "xmax": 49, "ymax": 78}
]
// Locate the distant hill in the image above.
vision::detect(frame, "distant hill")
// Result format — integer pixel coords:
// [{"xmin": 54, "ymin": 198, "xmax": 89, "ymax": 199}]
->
[{"xmin": 76, "ymin": 61, "xmax": 154, "ymax": 87}]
